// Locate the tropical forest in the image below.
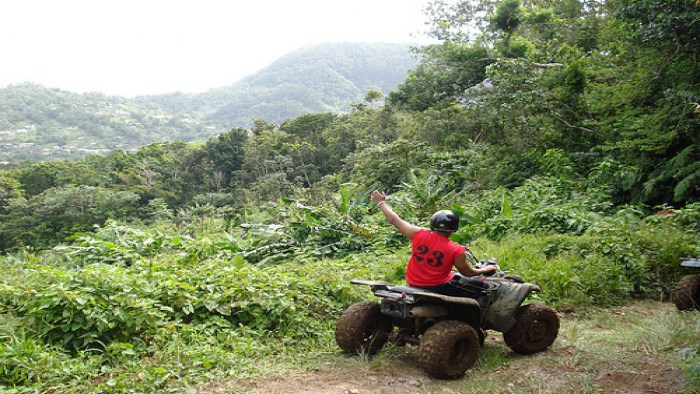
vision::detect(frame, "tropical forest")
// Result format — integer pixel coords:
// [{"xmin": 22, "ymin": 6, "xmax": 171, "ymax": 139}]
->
[{"xmin": 1, "ymin": 0, "xmax": 699, "ymax": 393}]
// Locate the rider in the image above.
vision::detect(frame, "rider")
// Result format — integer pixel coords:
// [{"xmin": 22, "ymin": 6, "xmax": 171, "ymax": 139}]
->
[{"xmin": 371, "ymin": 190, "xmax": 496, "ymax": 298}]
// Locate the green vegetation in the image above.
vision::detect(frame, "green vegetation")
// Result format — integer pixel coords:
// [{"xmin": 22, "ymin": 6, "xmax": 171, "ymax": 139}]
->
[
  {"xmin": 1, "ymin": 207, "xmax": 698, "ymax": 392},
  {"xmin": 1, "ymin": 0, "xmax": 699, "ymax": 392}
]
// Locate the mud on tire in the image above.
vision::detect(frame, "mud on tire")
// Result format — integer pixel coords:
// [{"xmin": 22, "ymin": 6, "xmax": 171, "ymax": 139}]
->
[
  {"xmin": 418, "ymin": 320, "xmax": 480, "ymax": 379},
  {"xmin": 335, "ymin": 301, "xmax": 392, "ymax": 355},
  {"xmin": 504, "ymin": 303, "xmax": 559, "ymax": 355},
  {"xmin": 673, "ymin": 274, "xmax": 700, "ymax": 311}
]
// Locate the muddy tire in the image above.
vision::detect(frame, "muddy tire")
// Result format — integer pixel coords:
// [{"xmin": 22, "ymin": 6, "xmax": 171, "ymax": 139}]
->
[
  {"xmin": 418, "ymin": 320, "xmax": 480, "ymax": 379},
  {"xmin": 504, "ymin": 303, "xmax": 559, "ymax": 355},
  {"xmin": 335, "ymin": 301, "xmax": 392, "ymax": 355},
  {"xmin": 672, "ymin": 274, "xmax": 700, "ymax": 311}
]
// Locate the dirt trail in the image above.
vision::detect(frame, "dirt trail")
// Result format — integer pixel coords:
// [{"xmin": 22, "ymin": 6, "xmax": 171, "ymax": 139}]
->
[
  {"xmin": 202, "ymin": 363, "xmax": 430, "ymax": 394},
  {"xmin": 218, "ymin": 355, "xmax": 682, "ymax": 394},
  {"xmin": 199, "ymin": 303, "xmax": 692, "ymax": 394},
  {"xmin": 204, "ymin": 347, "xmax": 684, "ymax": 393},
  {"xmin": 229, "ymin": 368, "xmax": 428, "ymax": 394}
]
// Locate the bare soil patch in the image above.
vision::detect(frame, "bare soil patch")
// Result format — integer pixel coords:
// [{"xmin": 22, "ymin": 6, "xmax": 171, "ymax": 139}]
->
[
  {"xmin": 594, "ymin": 359, "xmax": 685, "ymax": 394},
  {"xmin": 218, "ymin": 366, "xmax": 428, "ymax": 394}
]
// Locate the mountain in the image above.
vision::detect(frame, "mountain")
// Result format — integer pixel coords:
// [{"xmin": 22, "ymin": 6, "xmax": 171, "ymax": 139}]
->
[
  {"xmin": 139, "ymin": 42, "xmax": 420, "ymax": 124},
  {"xmin": 206, "ymin": 42, "xmax": 419, "ymax": 125},
  {"xmin": 0, "ymin": 42, "xmax": 419, "ymax": 164}
]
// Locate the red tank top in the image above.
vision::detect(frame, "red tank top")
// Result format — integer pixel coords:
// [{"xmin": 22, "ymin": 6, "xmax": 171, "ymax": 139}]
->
[{"xmin": 406, "ymin": 229, "xmax": 465, "ymax": 286}]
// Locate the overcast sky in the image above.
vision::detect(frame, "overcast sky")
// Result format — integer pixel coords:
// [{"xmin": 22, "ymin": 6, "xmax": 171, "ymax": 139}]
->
[{"xmin": 1, "ymin": 0, "xmax": 432, "ymax": 97}]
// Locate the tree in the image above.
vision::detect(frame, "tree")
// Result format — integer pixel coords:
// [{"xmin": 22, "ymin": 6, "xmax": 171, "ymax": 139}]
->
[
  {"xmin": 614, "ymin": 0, "xmax": 700, "ymax": 51},
  {"xmin": 0, "ymin": 186, "xmax": 139, "ymax": 250},
  {"xmin": 0, "ymin": 171, "xmax": 23, "ymax": 215},
  {"xmin": 364, "ymin": 90, "xmax": 384, "ymax": 109},
  {"xmin": 204, "ymin": 127, "xmax": 249, "ymax": 189},
  {"xmin": 140, "ymin": 197, "xmax": 173, "ymax": 224},
  {"xmin": 593, "ymin": 0, "xmax": 700, "ymax": 204},
  {"xmin": 490, "ymin": 0, "xmax": 524, "ymax": 55},
  {"xmin": 18, "ymin": 162, "xmax": 61, "ymax": 197},
  {"xmin": 346, "ymin": 139, "xmax": 430, "ymax": 191},
  {"xmin": 387, "ymin": 43, "xmax": 492, "ymax": 111},
  {"xmin": 238, "ymin": 128, "xmax": 290, "ymax": 182}
]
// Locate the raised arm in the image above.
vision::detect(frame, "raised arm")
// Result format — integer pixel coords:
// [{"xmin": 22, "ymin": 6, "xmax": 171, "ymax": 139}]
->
[{"xmin": 371, "ymin": 190, "xmax": 421, "ymax": 239}]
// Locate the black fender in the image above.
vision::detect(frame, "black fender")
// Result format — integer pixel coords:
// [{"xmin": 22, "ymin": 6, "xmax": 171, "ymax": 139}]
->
[{"xmin": 483, "ymin": 280, "xmax": 540, "ymax": 333}]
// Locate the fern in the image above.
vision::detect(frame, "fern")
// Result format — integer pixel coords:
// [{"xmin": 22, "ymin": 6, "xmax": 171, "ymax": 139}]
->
[
  {"xmin": 398, "ymin": 169, "xmax": 457, "ymax": 217},
  {"xmin": 674, "ymin": 162, "xmax": 700, "ymax": 202},
  {"xmin": 643, "ymin": 144, "xmax": 699, "ymax": 202}
]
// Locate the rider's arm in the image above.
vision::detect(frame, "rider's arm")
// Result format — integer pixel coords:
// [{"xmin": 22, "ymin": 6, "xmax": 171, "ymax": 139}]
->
[
  {"xmin": 454, "ymin": 253, "xmax": 497, "ymax": 277},
  {"xmin": 371, "ymin": 190, "xmax": 421, "ymax": 239}
]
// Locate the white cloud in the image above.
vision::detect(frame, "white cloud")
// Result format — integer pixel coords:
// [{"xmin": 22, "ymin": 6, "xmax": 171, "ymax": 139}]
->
[{"xmin": 0, "ymin": 0, "xmax": 431, "ymax": 96}]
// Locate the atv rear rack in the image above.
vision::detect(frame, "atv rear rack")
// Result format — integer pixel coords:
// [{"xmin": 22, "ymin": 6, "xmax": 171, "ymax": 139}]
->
[{"xmin": 351, "ymin": 279, "xmax": 481, "ymax": 307}]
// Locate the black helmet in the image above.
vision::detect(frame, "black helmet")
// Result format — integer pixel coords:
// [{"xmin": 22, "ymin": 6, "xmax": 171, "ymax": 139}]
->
[{"xmin": 430, "ymin": 210, "xmax": 459, "ymax": 232}]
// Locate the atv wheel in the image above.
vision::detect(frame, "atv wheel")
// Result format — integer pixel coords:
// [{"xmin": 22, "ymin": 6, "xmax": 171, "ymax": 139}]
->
[
  {"xmin": 335, "ymin": 301, "xmax": 392, "ymax": 355},
  {"xmin": 504, "ymin": 303, "xmax": 559, "ymax": 355},
  {"xmin": 418, "ymin": 320, "xmax": 480, "ymax": 379},
  {"xmin": 672, "ymin": 274, "xmax": 700, "ymax": 311}
]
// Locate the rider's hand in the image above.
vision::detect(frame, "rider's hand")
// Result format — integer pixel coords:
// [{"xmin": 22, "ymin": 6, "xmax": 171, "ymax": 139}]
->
[
  {"xmin": 483, "ymin": 265, "xmax": 497, "ymax": 275},
  {"xmin": 371, "ymin": 190, "xmax": 386, "ymax": 205}
]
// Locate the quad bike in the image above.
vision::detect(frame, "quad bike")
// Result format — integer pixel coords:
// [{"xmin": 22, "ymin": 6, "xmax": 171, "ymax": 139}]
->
[
  {"xmin": 672, "ymin": 258, "xmax": 700, "ymax": 311},
  {"xmin": 335, "ymin": 252, "xmax": 560, "ymax": 379}
]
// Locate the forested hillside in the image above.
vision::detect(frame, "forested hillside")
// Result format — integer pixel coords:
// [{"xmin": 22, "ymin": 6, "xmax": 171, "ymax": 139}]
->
[
  {"xmin": 0, "ymin": 84, "xmax": 215, "ymax": 163},
  {"xmin": 1, "ymin": 1, "xmax": 699, "ymax": 393},
  {"xmin": 0, "ymin": 43, "xmax": 417, "ymax": 163},
  {"xmin": 203, "ymin": 42, "xmax": 420, "ymax": 125}
]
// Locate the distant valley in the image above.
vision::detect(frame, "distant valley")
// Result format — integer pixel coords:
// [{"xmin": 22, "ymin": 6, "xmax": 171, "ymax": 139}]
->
[{"xmin": 0, "ymin": 42, "xmax": 418, "ymax": 164}]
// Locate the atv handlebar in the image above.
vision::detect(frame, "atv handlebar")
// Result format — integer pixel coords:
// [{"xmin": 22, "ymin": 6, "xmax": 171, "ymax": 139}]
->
[
  {"xmin": 465, "ymin": 249, "xmax": 527, "ymax": 283},
  {"xmin": 475, "ymin": 258, "xmax": 500, "ymax": 276},
  {"xmin": 465, "ymin": 249, "xmax": 501, "ymax": 276}
]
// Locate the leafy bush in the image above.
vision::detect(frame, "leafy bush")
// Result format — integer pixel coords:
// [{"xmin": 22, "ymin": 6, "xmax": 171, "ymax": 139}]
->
[
  {"xmin": 472, "ymin": 210, "xmax": 699, "ymax": 308},
  {"xmin": 5, "ymin": 264, "xmax": 166, "ymax": 352},
  {"xmin": 55, "ymin": 223, "xmax": 187, "ymax": 266},
  {"xmin": 0, "ymin": 313, "xmax": 94, "ymax": 392},
  {"xmin": 453, "ymin": 175, "xmax": 612, "ymax": 241}
]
